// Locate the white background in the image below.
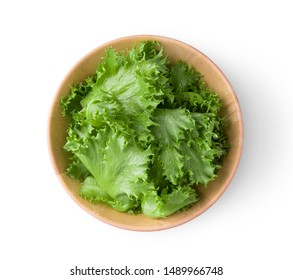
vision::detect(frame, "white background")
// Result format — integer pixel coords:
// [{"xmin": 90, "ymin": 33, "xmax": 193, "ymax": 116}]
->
[{"xmin": 1, "ymin": 0, "xmax": 292, "ymax": 279}]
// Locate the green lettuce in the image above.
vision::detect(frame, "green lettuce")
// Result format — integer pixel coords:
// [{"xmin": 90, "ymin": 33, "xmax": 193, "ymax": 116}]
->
[{"xmin": 61, "ymin": 41, "xmax": 227, "ymax": 218}]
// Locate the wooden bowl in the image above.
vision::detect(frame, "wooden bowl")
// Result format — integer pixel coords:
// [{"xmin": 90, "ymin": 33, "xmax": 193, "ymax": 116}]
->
[{"xmin": 48, "ymin": 35, "xmax": 243, "ymax": 231}]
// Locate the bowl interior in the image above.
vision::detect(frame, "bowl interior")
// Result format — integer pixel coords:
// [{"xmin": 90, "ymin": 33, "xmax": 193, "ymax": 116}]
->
[{"xmin": 48, "ymin": 35, "xmax": 243, "ymax": 231}]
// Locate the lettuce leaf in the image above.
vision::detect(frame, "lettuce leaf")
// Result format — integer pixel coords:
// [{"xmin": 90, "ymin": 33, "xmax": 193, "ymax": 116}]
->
[
  {"xmin": 77, "ymin": 129, "xmax": 153, "ymax": 212},
  {"xmin": 141, "ymin": 187, "xmax": 198, "ymax": 218},
  {"xmin": 61, "ymin": 41, "xmax": 228, "ymax": 218},
  {"xmin": 150, "ymin": 108, "xmax": 194, "ymax": 185}
]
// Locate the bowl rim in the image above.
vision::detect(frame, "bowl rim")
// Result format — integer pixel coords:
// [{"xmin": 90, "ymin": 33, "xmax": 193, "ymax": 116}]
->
[{"xmin": 47, "ymin": 34, "xmax": 244, "ymax": 231}]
